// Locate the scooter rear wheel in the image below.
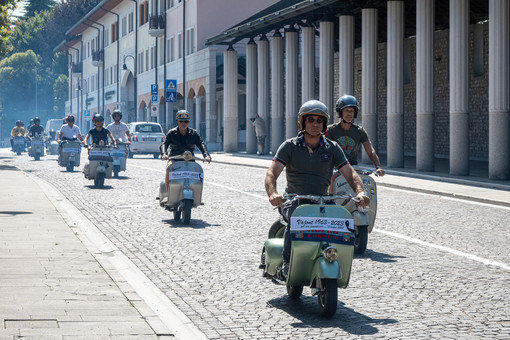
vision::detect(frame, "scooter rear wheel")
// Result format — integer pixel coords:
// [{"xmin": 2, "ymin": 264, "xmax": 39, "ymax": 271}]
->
[
  {"xmin": 113, "ymin": 165, "xmax": 120, "ymax": 178},
  {"xmin": 268, "ymin": 219, "xmax": 285, "ymax": 239},
  {"xmin": 173, "ymin": 209, "xmax": 181, "ymax": 222},
  {"xmin": 318, "ymin": 278, "xmax": 338, "ymax": 317},
  {"xmin": 287, "ymin": 285, "xmax": 303, "ymax": 299}
]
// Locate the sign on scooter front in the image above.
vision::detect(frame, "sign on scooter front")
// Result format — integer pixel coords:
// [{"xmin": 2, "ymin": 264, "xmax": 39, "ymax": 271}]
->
[
  {"xmin": 168, "ymin": 171, "xmax": 203, "ymax": 181},
  {"xmin": 290, "ymin": 216, "xmax": 354, "ymax": 244}
]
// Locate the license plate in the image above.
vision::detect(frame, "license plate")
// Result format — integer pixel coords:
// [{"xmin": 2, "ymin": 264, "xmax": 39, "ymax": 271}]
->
[
  {"xmin": 14, "ymin": 139, "xmax": 24, "ymax": 144},
  {"xmin": 32, "ymin": 141, "xmax": 44, "ymax": 145},
  {"xmin": 144, "ymin": 137, "xmax": 157, "ymax": 141}
]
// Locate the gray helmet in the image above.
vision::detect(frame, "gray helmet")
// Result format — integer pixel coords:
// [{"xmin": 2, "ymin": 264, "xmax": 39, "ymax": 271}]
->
[
  {"xmin": 112, "ymin": 109, "xmax": 122, "ymax": 119},
  {"xmin": 297, "ymin": 100, "xmax": 329, "ymax": 133},
  {"xmin": 336, "ymin": 95, "xmax": 359, "ymax": 119},
  {"xmin": 92, "ymin": 114, "xmax": 104, "ymax": 123}
]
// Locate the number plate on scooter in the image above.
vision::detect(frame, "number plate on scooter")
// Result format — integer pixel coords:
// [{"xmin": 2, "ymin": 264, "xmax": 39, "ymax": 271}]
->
[
  {"xmin": 290, "ymin": 217, "xmax": 354, "ymax": 243},
  {"xmin": 168, "ymin": 171, "xmax": 203, "ymax": 180},
  {"xmin": 63, "ymin": 148, "xmax": 80, "ymax": 153}
]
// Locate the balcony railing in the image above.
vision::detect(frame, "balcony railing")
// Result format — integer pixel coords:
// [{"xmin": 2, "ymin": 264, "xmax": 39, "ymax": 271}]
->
[
  {"xmin": 149, "ymin": 14, "xmax": 165, "ymax": 37},
  {"xmin": 92, "ymin": 50, "xmax": 104, "ymax": 67}
]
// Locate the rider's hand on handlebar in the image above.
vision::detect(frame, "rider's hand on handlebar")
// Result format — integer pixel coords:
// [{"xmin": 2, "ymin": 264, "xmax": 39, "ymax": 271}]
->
[
  {"xmin": 355, "ymin": 192, "xmax": 370, "ymax": 207},
  {"xmin": 375, "ymin": 168, "xmax": 385, "ymax": 176},
  {"xmin": 204, "ymin": 156, "xmax": 211, "ymax": 163},
  {"xmin": 269, "ymin": 193, "xmax": 284, "ymax": 207},
  {"xmin": 162, "ymin": 154, "xmax": 169, "ymax": 160}
]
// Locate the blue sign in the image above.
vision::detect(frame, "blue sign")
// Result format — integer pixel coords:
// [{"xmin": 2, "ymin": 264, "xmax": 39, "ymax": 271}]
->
[
  {"xmin": 151, "ymin": 84, "xmax": 158, "ymax": 95},
  {"xmin": 83, "ymin": 110, "xmax": 91, "ymax": 117},
  {"xmin": 165, "ymin": 79, "xmax": 177, "ymax": 103},
  {"xmin": 151, "ymin": 95, "xmax": 158, "ymax": 103}
]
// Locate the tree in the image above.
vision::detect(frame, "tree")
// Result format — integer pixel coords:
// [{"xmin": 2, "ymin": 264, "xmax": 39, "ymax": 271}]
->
[
  {"xmin": 53, "ymin": 74, "xmax": 68, "ymax": 114},
  {"xmin": 23, "ymin": 0, "xmax": 56, "ymax": 18},
  {"xmin": 9, "ymin": 10, "xmax": 49, "ymax": 57},
  {"xmin": 0, "ymin": 0, "xmax": 19, "ymax": 57}
]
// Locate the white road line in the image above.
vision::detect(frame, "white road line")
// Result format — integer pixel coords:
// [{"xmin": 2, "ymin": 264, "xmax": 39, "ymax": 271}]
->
[
  {"xmin": 374, "ymin": 228, "xmax": 510, "ymax": 271},
  {"xmin": 131, "ymin": 163, "xmax": 510, "ymax": 271}
]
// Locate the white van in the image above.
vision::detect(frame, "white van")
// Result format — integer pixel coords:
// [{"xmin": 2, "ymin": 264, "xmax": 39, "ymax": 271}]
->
[{"xmin": 45, "ymin": 118, "xmax": 64, "ymax": 134}]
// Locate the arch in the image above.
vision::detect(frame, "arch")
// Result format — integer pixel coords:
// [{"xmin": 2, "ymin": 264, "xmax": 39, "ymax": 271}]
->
[
  {"xmin": 159, "ymin": 96, "xmax": 165, "ymax": 105},
  {"xmin": 120, "ymin": 69, "xmax": 134, "ymax": 87},
  {"xmin": 197, "ymin": 85, "xmax": 206, "ymax": 97},
  {"xmin": 105, "ymin": 109, "xmax": 112, "ymax": 125},
  {"xmin": 187, "ymin": 88, "xmax": 196, "ymax": 99},
  {"xmin": 139, "ymin": 100, "xmax": 147, "ymax": 109}
]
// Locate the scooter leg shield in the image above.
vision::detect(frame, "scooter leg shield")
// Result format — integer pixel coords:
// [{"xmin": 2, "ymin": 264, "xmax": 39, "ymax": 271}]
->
[
  {"xmin": 263, "ymin": 239, "xmax": 284, "ymax": 276},
  {"xmin": 310, "ymin": 257, "xmax": 341, "ymax": 286}
]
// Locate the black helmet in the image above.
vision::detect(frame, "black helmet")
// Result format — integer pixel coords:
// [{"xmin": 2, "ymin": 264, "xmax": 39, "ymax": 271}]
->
[
  {"xmin": 93, "ymin": 114, "xmax": 104, "ymax": 123},
  {"xmin": 34, "ymin": 117, "xmax": 40, "ymax": 123},
  {"xmin": 335, "ymin": 95, "xmax": 359, "ymax": 119},
  {"xmin": 16, "ymin": 120, "xmax": 22, "ymax": 126},
  {"xmin": 29, "ymin": 119, "xmax": 34, "ymax": 124},
  {"xmin": 112, "ymin": 109, "xmax": 122, "ymax": 118},
  {"xmin": 297, "ymin": 100, "xmax": 329, "ymax": 133},
  {"xmin": 65, "ymin": 115, "xmax": 75, "ymax": 123}
]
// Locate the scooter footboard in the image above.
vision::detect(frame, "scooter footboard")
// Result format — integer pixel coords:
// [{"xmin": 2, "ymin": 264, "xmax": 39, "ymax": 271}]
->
[{"xmin": 263, "ymin": 239, "xmax": 284, "ymax": 276}]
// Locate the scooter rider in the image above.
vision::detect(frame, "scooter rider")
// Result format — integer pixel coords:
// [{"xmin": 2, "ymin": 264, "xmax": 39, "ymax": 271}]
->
[
  {"xmin": 58, "ymin": 115, "xmax": 83, "ymax": 163},
  {"xmin": 10, "ymin": 120, "xmax": 25, "ymax": 150},
  {"xmin": 83, "ymin": 114, "xmax": 117, "ymax": 148},
  {"xmin": 161, "ymin": 110, "xmax": 211, "ymax": 202},
  {"xmin": 27, "ymin": 117, "xmax": 46, "ymax": 139},
  {"xmin": 326, "ymin": 95, "xmax": 385, "ymax": 176},
  {"xmin": 264, "ymin": 100, "xmax": 370, "ymax": 278},
  {"xmin": 106, "ymin": 109, "xmax": 131, "ymax": 142}
]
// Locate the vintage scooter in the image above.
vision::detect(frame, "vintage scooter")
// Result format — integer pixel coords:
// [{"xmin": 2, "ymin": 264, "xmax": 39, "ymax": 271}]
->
[
  {"xmin": 111, "ymin": 139, "xmax": 129, "ymax": 178},
  {"xmin": 46, "ymin": 132, "xmax": 59, "ymax": 155},
  {"xmin": 12, "ymin": 136, "xmax": 25, "ymax": 155},
  {"xmin": 158, "ymin": 151, "xmax": 205, "ymax": 225},
  {"xmin": 59, "ymin": 139, "xmax": 82, "ymax": 172},
  {"xmin": 332, "ymin": 167, "xmax": 378, "ymax": 254},
  {"xmin": 28, "ymin": 134, "xmax": 45, "ymax": 161},
  {"xmin": 260, "ymin": 194, "xmax": 357, "ymax": 317},
  {"xmin": 83, "ymin": 141, "xmax": 113, "ymax": 189}
]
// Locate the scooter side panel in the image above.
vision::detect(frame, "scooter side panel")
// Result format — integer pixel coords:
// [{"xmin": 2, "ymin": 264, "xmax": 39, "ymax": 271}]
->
[
  {"xmin": 263, "ymin": 238, "xmax": 284, "ymax": 276},
  {"xmin": 334, "ymin": 173, "xmax": 377, "ymax": 232}
]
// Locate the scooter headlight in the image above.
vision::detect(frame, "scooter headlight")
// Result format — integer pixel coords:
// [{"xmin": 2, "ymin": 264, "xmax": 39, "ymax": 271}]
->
[
  {"xmin": 183, "ymin": 151, "xmax": 193, "ymax": 161},
  {"xmin": 358, "ymin": 205, "xmax": 369, "ymax": 214},
  {"xmin": 323, "ymin": 246, "xmax": 338, "ymax": 262}
]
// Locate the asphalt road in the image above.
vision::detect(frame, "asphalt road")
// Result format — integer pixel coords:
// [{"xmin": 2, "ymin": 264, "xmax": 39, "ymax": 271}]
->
[{"xmin": 3, "ymin": 149, "xmax": 509, "ymax": 339}]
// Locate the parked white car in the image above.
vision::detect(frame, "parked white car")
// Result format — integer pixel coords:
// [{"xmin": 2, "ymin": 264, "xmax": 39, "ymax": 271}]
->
[{"xmin": 127, "ymin": 122, "xmax": 165, "ymax": 159}]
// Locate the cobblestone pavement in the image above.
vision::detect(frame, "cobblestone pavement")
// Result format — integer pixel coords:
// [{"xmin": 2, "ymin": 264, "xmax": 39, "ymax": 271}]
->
[{"xmin": 4, "ymin": 150, "xmax": 510, "ymax": 339}]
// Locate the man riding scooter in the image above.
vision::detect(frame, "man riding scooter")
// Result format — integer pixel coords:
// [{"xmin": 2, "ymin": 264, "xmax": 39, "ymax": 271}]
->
[
  {"xmin": 10, "ymin": 120, "xmax": 25, "ymax": 152},
  {"xmin": 161, "ymin": 110, "xmax": 211, "ymax": 204},
  {"xmin": 264, "ymin": 100, "xmax": 370, "ymax": 279},
  {"xmin": 106, "ymin": 109, "xmax": 131, "ymax": 177},
  {"xmin": 27, "ymin": 117, "xmax": 46, "ymax": 139},
  {"xmin": 58, "ymin": 115, "xmax": 83, "ymax": 164}
]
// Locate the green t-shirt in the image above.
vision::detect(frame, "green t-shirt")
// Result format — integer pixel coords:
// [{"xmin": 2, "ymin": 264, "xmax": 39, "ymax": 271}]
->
[
  {"xmin": 326, "ymin": 122, "xmax": 369, "ymax": 165},
  {"xmin": 273, "ymin": 134, "xmax": 349, "ymax": 195}
]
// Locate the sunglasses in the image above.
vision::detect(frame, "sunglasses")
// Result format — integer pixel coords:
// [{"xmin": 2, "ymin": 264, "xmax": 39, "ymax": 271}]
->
[
  {"xmin": 306, "ymin": 117, "xmax": 324, "ymax": 124},
  {"xmin": 178, "ymin": 120, "xmax": 190, "ymax": 123}
]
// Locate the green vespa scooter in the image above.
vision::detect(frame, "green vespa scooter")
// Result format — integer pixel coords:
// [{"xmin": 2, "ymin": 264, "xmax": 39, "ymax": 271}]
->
[{"xmin": 260, "ymin": 194, "xmax": 356, "ymax": 317}]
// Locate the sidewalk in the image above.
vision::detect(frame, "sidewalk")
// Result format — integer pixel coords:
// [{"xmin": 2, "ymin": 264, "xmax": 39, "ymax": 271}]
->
[
  {"xmin": 0, "ymin": 163, "xmax": 172, "ymax": 339},
  {"xmin": 210, "ymin": 152, "xmax": 510, "ymax": 207}
]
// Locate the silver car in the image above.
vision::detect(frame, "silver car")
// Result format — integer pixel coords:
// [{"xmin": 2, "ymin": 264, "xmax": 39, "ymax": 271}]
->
[{"xmin": 127, "ymin": 122, "xmax": 165, "ymax": 158}]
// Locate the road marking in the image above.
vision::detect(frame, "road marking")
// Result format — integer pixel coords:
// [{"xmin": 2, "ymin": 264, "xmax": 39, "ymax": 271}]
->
[
  {"xmin": 131, "ymin": 163, "xmax": 510, "ymax": 271},
  {"xmin": 374, "ymin": 228, "xmax": 510, "ymax": 271}
]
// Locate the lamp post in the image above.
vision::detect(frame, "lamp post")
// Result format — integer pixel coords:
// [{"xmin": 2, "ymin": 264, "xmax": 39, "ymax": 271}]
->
[{"xmin": 33, "ymin": 69, "xmax": 38, "ymax": 116}]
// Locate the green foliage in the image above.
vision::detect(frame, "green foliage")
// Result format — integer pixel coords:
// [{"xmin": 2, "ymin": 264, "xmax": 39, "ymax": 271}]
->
[
  {"xmin": 9, "ymin": 10, "xmax": 50, "ymax": 58},
  {"xmin": 53, "ymin": 74, "xmax": 68, "ymax": 114},
  {"xmin": 0, "ymin": 0, "xmax": 19, "ymax": 57},
  {"xmin": 23, "ymin": 0, "xmax": 56, "ymax": 18}
]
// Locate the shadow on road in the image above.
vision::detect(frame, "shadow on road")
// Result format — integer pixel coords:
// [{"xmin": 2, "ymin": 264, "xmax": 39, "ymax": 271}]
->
[
  {"xmin": 0, "ymin": 211, "xmax": 33, "ymax": 216},
  {"xmin": 85, "ymin": 185, "xmax": 114, "ymax": 190},
  {"xmin": 267, "ymin": 296, "xmax": 397, "ymax": 335},
  {"xmin": 354, "ymin": 249, "xmax": 406, "ymax": 263},
  {"xmin": 162, "ymin": 219, "xmax": 219, "ymax": 228},
  {"xmin": 0, "ymin": 164, "xmax": 18, "ymax": 170}
]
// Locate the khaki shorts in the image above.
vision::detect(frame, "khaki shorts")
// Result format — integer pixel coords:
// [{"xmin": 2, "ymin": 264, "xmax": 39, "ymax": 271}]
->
[{"xmin": 257, "ymin": 136, "xmax": 266, "ymax": 144}]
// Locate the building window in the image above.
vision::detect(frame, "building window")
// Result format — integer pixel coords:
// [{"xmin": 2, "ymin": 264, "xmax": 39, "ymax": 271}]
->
[
  {"xmin": 167, "ymin": 36, "xmax": 174, "ymax": 62},
  {"xmin": 111, "ymin": 22, "xmax": 118, "ymax": 42},
  {"xmin": 114, "ymin": 64, "xmax": 118, "ymax": 82},
  {"xmin": 128, "ymin": 12, "xmax": 134, "ymax": 33},
  {"xmin": 145, "ymin": 49, "xmax": 149, "ymax": 72},
  {"xmin": 105, "ymin": 28, "xmax": 109, "ymax": 46},
  {"xmin": 139, "ymin": 1, "xmax": 149, "ymax": 25},
  {"xmin": 186, "ymin": 27, "xmax": 194, "ymax": 55},
  {"xmin": 151, "ymin": 46, "xmax": 155, "ymax": 69},
  {"xmin": 177, "ymin": 32, "xmax": 182, "ymax": 59},
  {"xmin": 138, "ymin": 52, "xmax": 144, "ymax": 73},
  {"xmin": 122, "ymin": 16, "xmax": 127, "ymax": 37}
]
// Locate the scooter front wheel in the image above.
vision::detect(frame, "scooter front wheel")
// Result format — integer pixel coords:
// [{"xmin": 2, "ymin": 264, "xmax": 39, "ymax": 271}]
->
[
  {"xmin": 95, "ymin": 173, "xmax": 105, "ymax": 189},
  {"xmin": 66, "ymin": 161, "xmax": 75, "ymax": 172},
  {"xmin": 113, "ymin": 165, "xmax": 120, "ymax": 178},
  {"xmin": 287, "ymin": 285, "xmax": 303, "ymax": 299},
  {"xmin": 354, "ymin": 226, "xmax": 368, "ymax": 254},
  {"xmin": 182, "ymin": 199, "xmax": 193, "ymax": 225},
  {"xmin": 318, "ymin": 278, "xmax": 338, "ymax": 317}
]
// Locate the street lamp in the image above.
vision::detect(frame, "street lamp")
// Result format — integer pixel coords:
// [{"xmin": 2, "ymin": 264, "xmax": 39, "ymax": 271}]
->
[
  {"xmin": 122, "ymin": 54, "xmax": 135, "ymax": 70},
  {"xmin": 33, "ymin": 69, "xmax": 38, "ymax": 116}
]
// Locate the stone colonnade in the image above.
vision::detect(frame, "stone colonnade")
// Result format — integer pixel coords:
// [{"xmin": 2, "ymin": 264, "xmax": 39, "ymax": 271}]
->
[{"xmin": 222, "ymin": 0, "xmax": 509, "ymax": 179}]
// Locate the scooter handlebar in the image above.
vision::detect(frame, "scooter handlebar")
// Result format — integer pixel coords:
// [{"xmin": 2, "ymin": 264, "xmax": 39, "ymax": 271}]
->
[{"xmin": 283, "ymin": 193, "xmax": 359, "ymax": 204}]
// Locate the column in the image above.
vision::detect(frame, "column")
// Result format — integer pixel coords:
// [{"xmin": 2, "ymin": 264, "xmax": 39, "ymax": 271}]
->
[
  {"xmin": 387, "ymin": 1, "xmax": 404, "ymax": 168},
  {"xmin": 489, "ymin": 0, "xmax": 510, "ymax": 179},
  {"xmin": 196, "ymin": 95, "xmax": 203, "ymax": 137},
  {"xmin": 257, "ymin": 35, "xmax": 270, "ymax": 154},
  {"xmin": 205, "ymin": 48, "xmax": 217, "ymax": 144},
  {"xmin": 416, "ymin": 0, "xmax": 435, "ymax": 171},
  {"xmin": 319, "ymin": 20, "xmax": 334, "ymax": 115},
  {"xmin": 361, "ymin": 8, "xmax": 378, "ymax": 164},
  {"xmin": 301, "ymin": 26, "xmax": 315, "ymax": 102},
  {"xmin": 339, "ymin": 15, "xmax": 354, "ymax": 97},
  {"xmin": 271, "ymin": 30, "xmax": 284, "ymax": 152},
  {"xmin": 449, "ymin": 0, "xmax": 469, "ymax": 175},
  {"xmin": 223, "ymin": 47, "xmax": 238, "ymax": 152},
  {"xmin": 246, "ymin": 39, "xmax": 258, "ymax": 154},
  {"xmin": 285, "ymin": 28, "xmax": 299, "ymax": 138}
]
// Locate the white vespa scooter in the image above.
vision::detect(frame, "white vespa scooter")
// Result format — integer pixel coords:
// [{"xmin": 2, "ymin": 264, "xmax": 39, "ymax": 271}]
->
[
  {"xmin": 59, "ymin": 138, "xmax": 82, "ymax": 172},
  {"xmin": 111, "ymin": 139, "xmax": 129, "ymax": 178},
  {"xmin": 83, "ymin": 141, "xmax": 114, "ymax": 189},
  {"xmin": 28, "ymin": 134, "xmax": 45, "ymax": 161},
  {"xmin": 158, "ymin": 151, "xmax": 205, "ymax": 225},
  {"xmin": 332, "ymin": 167, "xmax": 378, "ymax": 254}
]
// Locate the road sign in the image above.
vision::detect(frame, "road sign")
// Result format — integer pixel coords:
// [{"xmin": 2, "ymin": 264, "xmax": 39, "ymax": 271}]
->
[
  {"xmin": 151, "ymin": 95, "xmax": 158, "ymax": 103},
  {"xmin": 151, "ymin": 105, "xmax": 159, "ymax": 117},
  {"xmin": 165, "ymin": 79, "xmax": 177, "ymax": 103},
  {"xmin": 151, "ymin": 84, "xmax": 158, "ymax": 95},
  {"xmin": 84, "ymin": 110, "xmax": 90, "ymax": 117}
]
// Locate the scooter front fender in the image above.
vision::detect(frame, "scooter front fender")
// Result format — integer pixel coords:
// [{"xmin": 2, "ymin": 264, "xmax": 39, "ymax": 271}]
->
[
  {"xmin": 113, "ymin": 159, "xmax": 121, "ymax": 166},
  {"xmin": 182, "ymin": 188, "xmax": 193, "ymax": 201},
  {"xmin": 97, "ymin": 165, "xmax": 106, "ymax": 173},
  {"xmin": 310, "ymin": 257, "xmax": 341, "ymax": 287}
]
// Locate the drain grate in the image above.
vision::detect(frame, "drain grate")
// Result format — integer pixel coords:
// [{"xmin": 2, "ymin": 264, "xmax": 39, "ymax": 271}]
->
[{"xmin": 4, "ymin": 319, "xmax": 59, "ymax": 328}]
